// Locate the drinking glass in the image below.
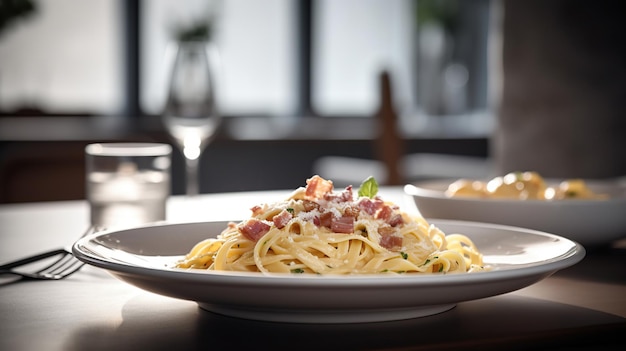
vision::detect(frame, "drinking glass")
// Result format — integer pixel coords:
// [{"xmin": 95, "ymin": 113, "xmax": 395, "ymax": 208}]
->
[
  {"xmin": 85, "ymin": 143, "xmax": 172, "ymax": 229},
  {"xmin": 163, "ymin": 41, "xmax": 221, "ymax": 196}
]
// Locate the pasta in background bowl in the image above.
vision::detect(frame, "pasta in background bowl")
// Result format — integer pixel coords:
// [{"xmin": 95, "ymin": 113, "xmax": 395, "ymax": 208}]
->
[
  {"xmin": 445, "ymin": 172, "xmax": 608, "ymax": 200},
  {"xmin": 405, "ymin": 174, "xmax": 626, "ymax": 247}
]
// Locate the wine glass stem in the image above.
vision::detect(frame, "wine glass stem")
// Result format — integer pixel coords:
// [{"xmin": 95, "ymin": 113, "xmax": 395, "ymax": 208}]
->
[{"xmin": 185, "ymin": 157, "xmax": 200, "ymax": 196}]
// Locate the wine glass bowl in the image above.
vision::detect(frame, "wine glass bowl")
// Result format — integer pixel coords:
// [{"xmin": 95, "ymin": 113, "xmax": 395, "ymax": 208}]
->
[{"xmin": 163, "ymin": 41, "xmax": 220, "ymax": 196}]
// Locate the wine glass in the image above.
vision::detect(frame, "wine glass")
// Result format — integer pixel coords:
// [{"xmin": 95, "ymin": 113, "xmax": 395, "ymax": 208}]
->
[{"xmin": 163, "ymin": 41, "xmax": 221, "ymax": 196}]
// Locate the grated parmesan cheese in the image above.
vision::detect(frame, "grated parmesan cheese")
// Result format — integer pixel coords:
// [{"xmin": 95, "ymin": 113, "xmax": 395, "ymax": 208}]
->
[{"xmin": 297, "ymin": 208, "xmax": 320, "ymax": 222}]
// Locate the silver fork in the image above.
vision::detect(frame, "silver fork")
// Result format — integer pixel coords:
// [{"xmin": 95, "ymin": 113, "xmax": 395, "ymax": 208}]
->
[{"xmin": 0, "ymin": 226, "xmax": 100, "ymax": 281}]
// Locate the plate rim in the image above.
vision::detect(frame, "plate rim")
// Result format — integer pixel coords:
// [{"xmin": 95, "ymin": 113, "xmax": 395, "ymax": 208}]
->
[
  {"xmin": 72, "ymin": 219, "xmax": 586, "ymax": 287},
  {"xmin": 72, "ymin": 219, "xmax": 586, "ymax": 323}
]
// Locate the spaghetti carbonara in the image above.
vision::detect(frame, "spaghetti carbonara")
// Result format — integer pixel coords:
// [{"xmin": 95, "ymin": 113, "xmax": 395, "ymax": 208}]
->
[{"xmin": 177, "ymin": 175, "xmax": 486, "ymax": 275}]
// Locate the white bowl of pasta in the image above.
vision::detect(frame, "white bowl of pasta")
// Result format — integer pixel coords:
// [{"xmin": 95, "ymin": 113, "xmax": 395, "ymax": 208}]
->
[{"xmin": 404, "ymin": 175, "xmax": 626, "ymax": 247}]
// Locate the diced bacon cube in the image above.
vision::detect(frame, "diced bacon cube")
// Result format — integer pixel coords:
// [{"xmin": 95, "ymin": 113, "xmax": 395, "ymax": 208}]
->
[
  {"xmin": 239, "ymin": 219, "xmax": 270, "ymax": 242},
  {"xmin": 319, "ymin": 211, "xmax": 333, "ymax": 228},
  {"xmin": 343, "ymin": 205, "xmax": 360, "ymax": 218},
  {"xmin": 378, "ymin": 226, "xmax": 403, "ymax": 250},
  {"xmin": 379, "ymin": 234, "xmax": 403, "ymax": 251},
  {"xmin": 250, "ymin": 205, "xmax": 264, "ymax": 216},
  {"xmin": 388, "ymin": 213, "xmax": 404, "ymax": 227},
  {"xmin": 358, "ymin": 198, "xmax": 384, "ymax": 215},
  {"xmin": 302, "ymin": 200, "xmax": 320, "ymax": 212},
  {"xmin": 331, "ymin": 216, "xmax": 354, "ymax": 234},
  {"xmin": 376, "ymin": 205, "xmax": 393, "ymax": 221},
  {"xmin": 377, "ymin": 226, "xmax": 395, "ymax": 236},
  {"xmin": 305, "ymin": 175, "xmax": 334, "ymax": 199},
  {"xmin": 324, "ymin": 185, "xmax": 353, "ymax": 202},
  {"xmin": 272, "ymin": 209, "xmax": 292, "ymax": 229},
  {"xmin": 313, "ymin": 216, "xmax": 320, "ymax": 226}
]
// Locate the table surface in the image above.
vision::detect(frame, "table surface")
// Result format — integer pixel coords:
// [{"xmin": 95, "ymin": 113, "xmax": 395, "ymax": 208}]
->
[{"xmin": 1, "ymin": 188, "xmax": 625, "ymax": 351}]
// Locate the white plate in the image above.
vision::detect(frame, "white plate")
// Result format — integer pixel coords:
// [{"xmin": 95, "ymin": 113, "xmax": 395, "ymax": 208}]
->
[
  {"xmin": 73, "ymin": 220, "xmax": 584, "ymax": 324},
  {"xmin": 405, "ymin": 180, "xmax": 626, "ymax": 247}
]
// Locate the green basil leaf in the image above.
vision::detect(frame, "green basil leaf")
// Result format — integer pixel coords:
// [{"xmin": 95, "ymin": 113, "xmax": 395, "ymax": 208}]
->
[{"xmin": 358, "ymin": 176, "xmax": 379, "ymax": 198}]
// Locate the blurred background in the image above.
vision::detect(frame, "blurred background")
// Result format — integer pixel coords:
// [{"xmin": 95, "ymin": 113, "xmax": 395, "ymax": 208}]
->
[{"xmin": 0, "ymin": 0, "xmax": 624, "ymax": 203}]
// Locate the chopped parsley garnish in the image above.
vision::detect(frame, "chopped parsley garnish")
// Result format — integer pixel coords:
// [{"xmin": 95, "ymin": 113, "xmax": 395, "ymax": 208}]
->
[
  {"xmin": 400, "ymin": 252, "xmax": 408, "ymax": 260},
  {"xmin": 420, "ymin": 256, "xmax": 438, "ymax": 267},
  {"xmin": 286, "ymin": 207, "xmax": 295, "ymax": 214},
  {"xmin": 358, "ymin": 176, "xmax": 379, "ymax": 198},
  {"xmin": 291, "ymin": 268, "xmax": 305, "ymax": 274}
]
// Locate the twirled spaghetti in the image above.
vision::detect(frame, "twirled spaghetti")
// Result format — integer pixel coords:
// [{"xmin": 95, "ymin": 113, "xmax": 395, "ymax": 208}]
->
[{"xmin": 177, "ymin": 175, "xmax": 486, "ymax": 275}]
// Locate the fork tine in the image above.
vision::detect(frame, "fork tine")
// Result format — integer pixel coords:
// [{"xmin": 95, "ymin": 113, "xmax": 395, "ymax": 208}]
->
[
  {"xmin": 34, "ymin": 250, "xmax": 73, "ymax": 274},
  {"xmin": 1, "ymin": 226, "xmax": 97, "ymax": 271},
  {"xmin": 1, "ymin": 226, "xmax": 99, "ymax": 281},
  {"xmin": 57, "ymin": 260, "xmax": 85, "ymax": 279},
  {"xmin": 37, "ymin": 250, "xmax": 85, "ymax": 279}
]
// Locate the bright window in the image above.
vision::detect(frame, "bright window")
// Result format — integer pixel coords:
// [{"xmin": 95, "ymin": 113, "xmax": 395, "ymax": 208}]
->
[
  {"xmin": 140, "ymin": 0, "xmax": 297, "ymax": 116},
  {"xmin": 313, "ymin": 0, "xmax": 415, "ymax": 116},
  {"xmin": 0, "ymin": 0, "xmax": 493, "ymax": 129},
  {"xmin": 0, "ymin": 0, "xmax": 123, "ymax": 114}
]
